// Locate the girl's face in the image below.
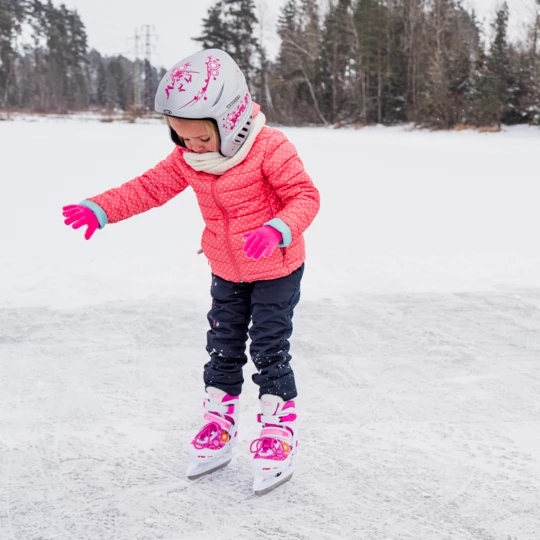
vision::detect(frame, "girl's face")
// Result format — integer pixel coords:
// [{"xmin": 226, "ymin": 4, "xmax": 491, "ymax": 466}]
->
[{"xmin": 168, "ymin": 117, "xmax": 219, "ymax": 153}]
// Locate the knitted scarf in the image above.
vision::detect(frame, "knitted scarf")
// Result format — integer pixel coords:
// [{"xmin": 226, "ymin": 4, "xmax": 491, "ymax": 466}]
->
[{"xmin": 183, "ymin": 112, "xmax": 266, "ymax": 176}]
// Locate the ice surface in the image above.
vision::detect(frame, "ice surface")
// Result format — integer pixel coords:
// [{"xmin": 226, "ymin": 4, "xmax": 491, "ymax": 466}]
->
[{"xmin": 1, "ymin": 116, "xmax": 539, "ymax": 539}]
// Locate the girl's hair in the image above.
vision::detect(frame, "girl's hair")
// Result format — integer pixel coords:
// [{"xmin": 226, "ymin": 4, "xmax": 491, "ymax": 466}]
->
[{"xmin": 165, "ymin": 117, "xmax": 220, "ymax": 149}]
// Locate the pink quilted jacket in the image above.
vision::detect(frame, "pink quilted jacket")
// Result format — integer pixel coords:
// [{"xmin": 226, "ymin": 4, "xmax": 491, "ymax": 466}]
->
[{"xmin": 87, "ymin": 112, "xmax": 320, "ymax": 283}]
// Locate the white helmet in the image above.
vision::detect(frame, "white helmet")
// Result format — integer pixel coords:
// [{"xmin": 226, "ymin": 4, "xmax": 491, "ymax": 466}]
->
[{"xmin": 155, "ymin": 48, "xmax": 253, "ymax": 158}]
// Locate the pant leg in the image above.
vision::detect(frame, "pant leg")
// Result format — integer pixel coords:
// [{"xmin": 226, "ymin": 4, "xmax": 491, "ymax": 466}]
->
[
  {"xmin": 249, "ymin": 264, "xmax": 304, "ymax": 400},
  {"xmin": 204, "ymin": 274, "xmax": 252, "ymax": 397}
]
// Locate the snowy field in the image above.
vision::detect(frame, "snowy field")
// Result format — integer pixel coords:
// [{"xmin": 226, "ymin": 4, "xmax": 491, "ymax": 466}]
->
[{"xmin": 1, "ymin": 116, "xmax": 540, "ymax": 540}]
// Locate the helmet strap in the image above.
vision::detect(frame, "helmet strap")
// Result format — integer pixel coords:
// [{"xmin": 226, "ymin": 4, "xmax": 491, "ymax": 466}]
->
[{"xmin": 169, "ymin": 126, "xmax": 187, "ymax": 148}]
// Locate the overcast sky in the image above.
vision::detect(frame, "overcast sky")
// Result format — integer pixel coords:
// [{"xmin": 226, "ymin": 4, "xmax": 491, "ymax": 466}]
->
[{"xmin": 58, "ymin": 0, "xmax": 536, "ymax": 70}]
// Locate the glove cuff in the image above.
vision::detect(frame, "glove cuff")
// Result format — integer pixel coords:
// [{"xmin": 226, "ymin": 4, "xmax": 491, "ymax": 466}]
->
[
  {"xmin": 79, "ymin": 200, "xmax": 108, "ymax": 229},
  {"xmin": 264, "ymin": 218, "xmax": 291, "ymax": 247}
]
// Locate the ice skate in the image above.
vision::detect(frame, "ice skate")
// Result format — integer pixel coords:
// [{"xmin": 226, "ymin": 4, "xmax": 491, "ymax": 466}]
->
[
  {"xmin": 186, "ymin": 387, "xmax": 239, "ymax": 479},
  {"xmin": 250, "ymin": 394, "xmax": 298, "ymax": 495}
]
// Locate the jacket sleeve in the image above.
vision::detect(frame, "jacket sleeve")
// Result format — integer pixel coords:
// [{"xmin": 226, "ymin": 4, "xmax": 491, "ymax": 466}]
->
[
  {"xmin": 261, "ymin": 130, "xmax": 320, "ymax": 242},
  {"xmin": 86, "ymin": 150, "xmax": 189, "ymax": 224}
]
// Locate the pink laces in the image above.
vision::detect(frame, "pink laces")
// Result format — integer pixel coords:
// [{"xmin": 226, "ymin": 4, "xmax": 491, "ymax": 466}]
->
[
  {"xmin": 192, "ymin": 422, "xmax": 229, "ymax": 450},
  {"xmin": 250, "ymin": 437, "xmax": 290, "ymax": 461}
]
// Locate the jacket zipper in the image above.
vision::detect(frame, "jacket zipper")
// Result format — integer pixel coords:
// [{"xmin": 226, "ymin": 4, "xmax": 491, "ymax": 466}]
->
[{"xmin": 211, "ymin": 180, "xmax": 243, "ymax": 282}]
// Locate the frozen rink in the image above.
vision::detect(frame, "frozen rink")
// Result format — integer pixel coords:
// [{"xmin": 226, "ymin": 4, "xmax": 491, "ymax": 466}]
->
[{"xmin": 1, "ymin": 116, "xmax": 539, "ymax": 539}]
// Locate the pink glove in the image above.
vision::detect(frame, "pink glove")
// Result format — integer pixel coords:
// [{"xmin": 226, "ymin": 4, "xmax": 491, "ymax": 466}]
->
[
  {"xmin": 242, "ymin": 226, "xmax": 282, "ymax": 260},
  {"xmin": 63, "ymin": 205, "xmax": 99, "ymax": 240}
]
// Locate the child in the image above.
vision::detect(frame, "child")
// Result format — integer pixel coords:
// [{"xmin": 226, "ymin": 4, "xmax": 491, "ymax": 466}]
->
[{"xmin": 62, "ymin": 48, "xmax": 320, "ymax": 495}]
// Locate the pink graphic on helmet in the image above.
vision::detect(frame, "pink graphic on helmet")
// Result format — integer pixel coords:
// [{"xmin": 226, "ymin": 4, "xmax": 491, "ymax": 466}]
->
[
  {"xmin": 179, "ymin": 56, "xmax": 221, "ymax": 110},
  {"xmin": 222, "ymin": 91, "xmax": 250, "ymax": 134},
  {"xmin": 165, "ymin": 63, "xmax": 199, "ymax": 99}
]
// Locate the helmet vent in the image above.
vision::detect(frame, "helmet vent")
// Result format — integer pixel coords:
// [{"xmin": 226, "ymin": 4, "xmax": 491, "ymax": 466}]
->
[
  {"xmin": 233, "ymin": 120, "xmax": 253, "ymax": 144},
  {"xmin": 212, "ymin": 84, "xmax": 225, "ymax": 107}
]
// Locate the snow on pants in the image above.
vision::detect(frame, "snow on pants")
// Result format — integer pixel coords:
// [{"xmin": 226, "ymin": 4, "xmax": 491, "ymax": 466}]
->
[{"xmin": 204, "ymin": 264, "xmax": 304, "ymax": 400}]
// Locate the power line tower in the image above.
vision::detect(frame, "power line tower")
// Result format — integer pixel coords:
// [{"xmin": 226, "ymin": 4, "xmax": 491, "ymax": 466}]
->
[
  {"xmin": 130, "ymin": 25, "xmax": 157, "ymax": 113},
  {"xmin": 143, "ymin": 25, "xmax": 157, "ymax": 65}
]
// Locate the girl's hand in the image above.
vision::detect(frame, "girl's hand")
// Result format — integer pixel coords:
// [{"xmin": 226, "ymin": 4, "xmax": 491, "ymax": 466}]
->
[
  {"xmin": 242, "ymin": 226, "xmax": 282, "ymax": 260},
  {"xmin": 62, "ymin": 205, "xmax": 99, "ymax": 240}
]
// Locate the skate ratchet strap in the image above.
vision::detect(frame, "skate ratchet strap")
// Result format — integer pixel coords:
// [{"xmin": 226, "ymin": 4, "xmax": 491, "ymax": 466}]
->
[
  {"xmin": 203, "ymin": 412, "xmax": 232, "ymax": 432},
  {"xmin": 258, "ymin": 412, "xmax": 297, "ymax": 425},
  {"xmin": 203, "ymin": 399, "xmax": 236, "ymax": 415},
  {"xmin": 260, "ymin": 426, "xmax": 292, "ymax": 442}
]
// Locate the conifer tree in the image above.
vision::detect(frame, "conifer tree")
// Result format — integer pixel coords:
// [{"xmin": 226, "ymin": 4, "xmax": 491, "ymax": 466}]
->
[
  {"xmin": 273, "ymin": 0, "xmax": 300, "ymax": 121},
  {"xmin": 421, "ymin": 0, "xmax": 479, "ymax": 127},
  {"xmin": 273, "ymin": 0, "xmax": 326, "ymax": 124},
  {"xmin": 103, "ymin": 56, "xmax": 129, "ymax": 110},
  {"xmin": 193, "ymin": 1, "xmax": 231, "ymax": 51},
  {"xmin": 297, "ymin": 0, "xmax": 325, "ymax": 123},
  {"xmin": 222, "ymin": 0, "xmax": 259, "ymax": 89},
  {"xmin": 517, "ymin": 0, "xmax": 540, "ymax": 124},
  {"xmin": 353, "ymin": 0, "xmax": 390, "ymax": 124},
  {"xmin": 87, "ymin": 49, "xmax": 106, "ymax": 108},
  {"xmin": 0, "ymin": 0, "xmax": 29, "ymax": 106},
  {"xmin": 29, "ymin": 1, "xmax": 88, "ymax": 110},
  {"xmin": 381, "ymin": 2, "xmax": 408, "ymax": 123},
  {"xmin": 276, "ymin": 0, "xmax": 299, "ymax": 65},
  {"xmin": 64, "ymin": 5, "xmax": 89, "ymax": 109},
  {"xmin": 317, "ymin": 0, "xmax": 355, "ymax": 123},
  {"xmin": 396, "ymin": 0, "xmax": 426, "ymax": 120},
  {"xmin": 475, "ymin": 3, "xmax": 517, "ymax": 127},
  {"xmin": 193, "ymin": 0, "xmax": 259, "ymax": 96}
]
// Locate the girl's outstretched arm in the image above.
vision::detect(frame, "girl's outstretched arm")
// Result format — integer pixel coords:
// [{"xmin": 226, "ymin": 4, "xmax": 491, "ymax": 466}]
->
[{"xmin": 83, "ymin": 150, "xmax": 189, "ymax": 226}]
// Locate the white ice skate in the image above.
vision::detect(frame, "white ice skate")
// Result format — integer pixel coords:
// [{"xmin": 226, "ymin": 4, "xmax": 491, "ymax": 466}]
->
[
  {"xmin": 250, "ymin": 394, "xmax": 298, "ymax": 496},
  {"xmin": 186, "ymin": 387, "xmax": 239, "ymax": 480}
]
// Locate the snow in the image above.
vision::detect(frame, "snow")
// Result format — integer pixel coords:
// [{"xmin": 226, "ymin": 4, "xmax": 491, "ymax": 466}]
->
[{"xmin": 1, "ymin": 116, "xmax": 539, "ymax": 539}]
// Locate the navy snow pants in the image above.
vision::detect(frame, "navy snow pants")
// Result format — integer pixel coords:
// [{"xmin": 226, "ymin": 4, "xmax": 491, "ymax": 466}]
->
[{"xmin": 204, "ymin": 264, "xmax": 304, "ymax": 400}]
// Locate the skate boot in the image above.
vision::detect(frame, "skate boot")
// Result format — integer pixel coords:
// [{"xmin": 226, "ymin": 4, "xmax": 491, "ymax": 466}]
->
[
  {"xmin": 186, "ymin": 387, "xmax": 239, "ymax": 479},
  {"xmin": 250, "ymin": 394, "xmax": 298, "ymax": 495}
]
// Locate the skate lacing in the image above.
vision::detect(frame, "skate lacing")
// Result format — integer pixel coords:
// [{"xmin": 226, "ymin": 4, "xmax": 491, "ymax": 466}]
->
[
  {"xmin": 192, "ymin": 421, "xmax": 230, "ymax": 450},
  {"xmin": 250, "ymin": 435, "xmax": 290, "ymax": 461}
]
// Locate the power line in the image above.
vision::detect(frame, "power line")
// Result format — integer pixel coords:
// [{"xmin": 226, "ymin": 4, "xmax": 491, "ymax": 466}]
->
[
  {"xmin": 128, "ymin": 25, "xmax": 158, "ymax": 110},
  {"xmin": 142, "ymin": 25, "xmax": 158, "ymax": 108},
  {"xmin": 142, "ymin": 25, "xmax": 158, "ymax": 66},
  {"xmin": 133, "ymin": 28, "xmax": 142, "ymax": 109}
]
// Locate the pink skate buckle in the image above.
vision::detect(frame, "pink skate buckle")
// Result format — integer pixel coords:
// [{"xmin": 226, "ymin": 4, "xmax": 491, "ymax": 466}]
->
[
  {"xmin": 261, "ymin": 427, "xmax": 290, "ymax": 441},
  {"xmin": 204, "ymin": 412, "xmax": 231, "ymax": 431}
]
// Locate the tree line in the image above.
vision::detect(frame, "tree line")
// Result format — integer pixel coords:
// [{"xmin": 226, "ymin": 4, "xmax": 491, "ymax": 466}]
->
[
  {"xmin": 0, "ymin": 0, "xmax": 162, "ymax": 112},
  {"xmin": 248, "ymin": 0, "xmax": 540, "ymax": 128},
  {"xmin": 1, "ymin": 0, "xmax": 539, "ymax": 128}
]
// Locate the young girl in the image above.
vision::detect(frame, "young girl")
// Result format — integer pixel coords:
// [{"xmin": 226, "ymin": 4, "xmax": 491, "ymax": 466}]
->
[{"xmin": 62, "ymin": 48, "xmax": 320, "ymax": 495}]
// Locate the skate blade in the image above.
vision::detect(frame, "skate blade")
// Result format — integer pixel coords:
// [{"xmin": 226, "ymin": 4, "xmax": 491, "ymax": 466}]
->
[
  {"xmin": 253, "ymin": 470, "xmax": 293, "ymax": 496},
  {"xmin": 186, "ymin": 456, "xmax": 232, "ymax": 480}
]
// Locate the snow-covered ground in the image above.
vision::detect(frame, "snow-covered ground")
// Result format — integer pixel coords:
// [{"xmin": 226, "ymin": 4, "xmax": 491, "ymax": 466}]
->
[{"xmin": 1, "ymin": 116, "xmax": 539, "ymax": 539}]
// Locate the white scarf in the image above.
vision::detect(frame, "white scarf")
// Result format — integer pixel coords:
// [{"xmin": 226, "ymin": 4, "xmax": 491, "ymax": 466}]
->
[{"xmin": 183, "ymin": 112, "xmax": 266, "ymax": 175}]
